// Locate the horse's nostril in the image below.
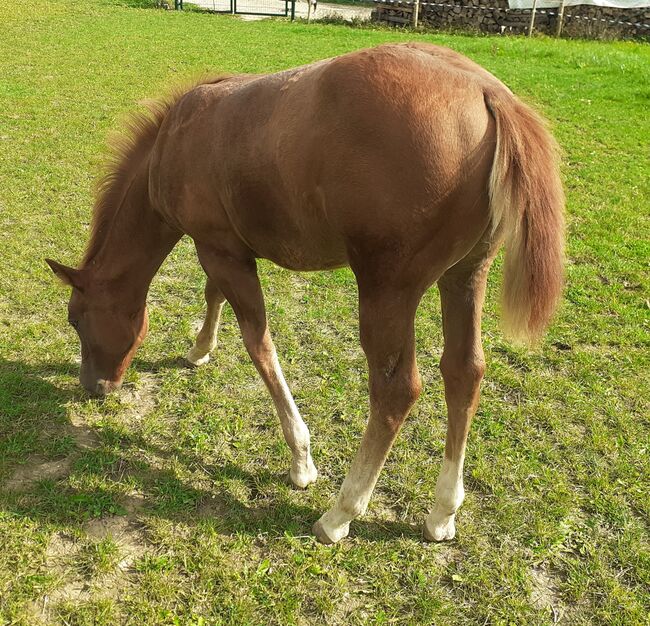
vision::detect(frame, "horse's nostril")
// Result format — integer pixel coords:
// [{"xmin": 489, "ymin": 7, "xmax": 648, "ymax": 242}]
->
[
  {"xmin": 80, "ymin": 378, "xmax": 108, "ymax": 396},
  {"xmin": 94, "ymin": 379, "xmax": 122, "ymax": 396}
]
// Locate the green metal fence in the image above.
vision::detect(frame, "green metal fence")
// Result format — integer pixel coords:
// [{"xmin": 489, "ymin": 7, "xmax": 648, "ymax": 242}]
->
[{"xmin": 175, "ymin": 0, "xmax": 296, "ymax": 18}]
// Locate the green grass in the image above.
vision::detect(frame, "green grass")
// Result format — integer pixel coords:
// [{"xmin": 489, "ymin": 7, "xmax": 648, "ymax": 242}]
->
[{"xmin": 1, "ymin": 0, "xmax": 649, "ymax": 624}]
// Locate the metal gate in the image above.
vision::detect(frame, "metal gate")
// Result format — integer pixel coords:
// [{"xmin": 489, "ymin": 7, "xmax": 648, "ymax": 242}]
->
[{"xmin": 175, "ymin": 0, "xmax": 296, "ymax": 18}]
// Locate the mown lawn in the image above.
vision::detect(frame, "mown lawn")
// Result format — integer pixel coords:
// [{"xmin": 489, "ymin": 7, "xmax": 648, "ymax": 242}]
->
[{"xmin": 1, "ymin": 0, "xmax": 649, "ymax": 624}]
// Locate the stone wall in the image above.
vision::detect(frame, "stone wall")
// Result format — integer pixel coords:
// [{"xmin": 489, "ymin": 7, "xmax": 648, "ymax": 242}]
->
[{"xmin": 372, "ymin": 0, "xmax": 650, "ymax": 38}]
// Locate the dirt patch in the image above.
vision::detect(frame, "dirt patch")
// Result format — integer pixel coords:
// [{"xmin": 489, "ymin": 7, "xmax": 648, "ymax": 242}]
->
[
  {"xmin": 432, "ymin": 545, "xmax": 462, "ymax": 569},
  {"xmin": 119, "ymin": 373, "xmax": 158, "ymax": 422},
  {"xmin": 64, "ymin": 418, "xmax": 100, "ymax": 449},
  {"xmin": 4, "ymin": 456, "xmax": 73, "ymax": 491},
  {"xmin": 121, "ymin": 491, "xmax": 147, "ymax": 514},
  {"xmin": 195, "ymin": 495, "xmax": 231, "ymax": 520},
  {"xmin": 327, "ymin": 592, "xmax": 366, "ymax": 625},
  {"xmin": 41, "ymin": 532, "xmax": 85, "ymax": 605},
  {"xmin": 85, "ymin": 514, "xmax": 148, "ymax": 573},
  {"xmin": 28, "ymin": 514, "xmax": 150, "ymax": 621},
  {"xmin": 85, "ymin": 514, "xmax": 147, "ymax": 547},
  {"xmin": 368, "ymin": 493, "xmax": 400, "ymax": 523},
  {"xmin": 289, "ymin": 273, "xmax": 310, "ymax": 303},
  {"xmin": 530, "ymin": 565, "xmax": 563, "ymax": 623}
]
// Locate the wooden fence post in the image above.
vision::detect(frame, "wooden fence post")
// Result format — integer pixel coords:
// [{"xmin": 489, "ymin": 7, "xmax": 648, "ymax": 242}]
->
[
  {"xmin": 528, "ymin": 0, "xmax": 538, "ymax": 36},
  {"xmin": 556, "ymin": 0, "xmax": 567, "ymax": 36},
  {"xmin": 413, "ymin": 0, "xmax": 420, "ymax": 28}
]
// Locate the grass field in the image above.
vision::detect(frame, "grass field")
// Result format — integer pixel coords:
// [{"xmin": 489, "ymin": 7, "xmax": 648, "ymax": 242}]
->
[{"xmin": 1, "ymin": 0, "xmax": 649, "ymax": 623}]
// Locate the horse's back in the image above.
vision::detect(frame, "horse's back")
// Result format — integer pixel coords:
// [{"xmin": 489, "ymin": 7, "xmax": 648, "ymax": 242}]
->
[{"xmin": 151, "ymin": 44, "xmax": 504, "ymax": 275}]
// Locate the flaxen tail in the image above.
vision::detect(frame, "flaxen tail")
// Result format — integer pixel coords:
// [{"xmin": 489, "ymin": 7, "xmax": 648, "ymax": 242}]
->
[{"xmin": 485, "ymin": 90, "xmax": 566, "ymax": 345}]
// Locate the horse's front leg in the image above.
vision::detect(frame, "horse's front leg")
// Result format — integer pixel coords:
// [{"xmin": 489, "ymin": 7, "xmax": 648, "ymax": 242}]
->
[
  {"xmin": 186, "ymin": 278, "xmax": 226, "ymax": 366},
  {"xmin": 194, "ymin": 244, "xmax": 318, "ymax": 489},
  {"xmin": 313, "ymin": 285, "xmax": 422, "ymax": 544}
]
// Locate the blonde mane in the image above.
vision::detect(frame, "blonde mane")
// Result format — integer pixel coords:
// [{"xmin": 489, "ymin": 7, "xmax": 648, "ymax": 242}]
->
[{"xmin": 82, "ymin": 75, "xmax": 233, "ymax": 267}]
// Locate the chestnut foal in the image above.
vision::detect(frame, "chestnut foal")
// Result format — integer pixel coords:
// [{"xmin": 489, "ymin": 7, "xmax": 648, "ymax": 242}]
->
[{"xmin": 47, "ymin": 43, "xmax": 564, "ymax": 544}]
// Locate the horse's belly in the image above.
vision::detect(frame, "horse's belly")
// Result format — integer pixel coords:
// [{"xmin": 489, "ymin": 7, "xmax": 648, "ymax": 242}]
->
[
  {"xmin": 234, "ymin": 218, "xmax": 348, "ymax": 271},
  {"xmin": 220, "ymin": 168, "xmax": 347, "ymax": 270},
  {"xmin": 224, "ymin": 195, "xmax": 347, "ymax": 272},
  {"xmin": 258, "ymin": 239, "xmax": 348, "ymax": 271}
]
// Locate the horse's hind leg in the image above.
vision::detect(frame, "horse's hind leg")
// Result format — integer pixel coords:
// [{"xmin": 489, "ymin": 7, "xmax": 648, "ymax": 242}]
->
[
  {"xmin": 424, "ymin": 257, "xmax": 491, "ymax": 541},
  {"xmin": 313, "ymin": 282, "xmax": 422, "ymax": 543},
  {"xmin": 186, "ymin": 278, "xmax": 226, "ymax": 366},
  {"xmin": 194, "ymin": 244, "xmax": 318, "ymax": 488}
]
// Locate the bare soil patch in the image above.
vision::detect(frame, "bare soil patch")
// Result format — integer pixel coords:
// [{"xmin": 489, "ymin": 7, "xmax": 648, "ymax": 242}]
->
[
  {"xmin": 5, "ymin": 457, "xmax": 73, "ymax": 491},
  {"xmin": 530, "ymin": 564, "xmax": 564, "ymax": 623}
]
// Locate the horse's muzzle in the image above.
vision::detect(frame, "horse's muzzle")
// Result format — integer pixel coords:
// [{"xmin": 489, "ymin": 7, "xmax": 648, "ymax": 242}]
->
[{"xmin": 83, "ymin": 378, "xmax": 121, "ymax": 397}]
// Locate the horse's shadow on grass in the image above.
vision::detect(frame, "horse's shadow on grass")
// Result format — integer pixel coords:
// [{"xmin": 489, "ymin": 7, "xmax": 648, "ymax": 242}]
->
[
  {"xmin": 0, "ymin": 357, "xmax": 418, "ymax": 543},
  {"xmin": 0, "ymin": 357, "xmax": 82, "ymax": 444},
  {"xmin": 96, "ymin": 422, "xmax": 419, "ymax": 542},
  {"xmin": 132, "ymin": 354, "xmax": 190, "ymax": 373}
]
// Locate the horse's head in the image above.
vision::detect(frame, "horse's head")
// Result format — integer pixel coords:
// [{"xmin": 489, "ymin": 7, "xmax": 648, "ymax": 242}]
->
[{"xmin": 46, "ymin": 259, "xmax": 148, "ymax": 396}]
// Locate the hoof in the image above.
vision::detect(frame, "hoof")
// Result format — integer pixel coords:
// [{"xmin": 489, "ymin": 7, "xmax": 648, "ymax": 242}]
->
[
  {"xmin": 289, "ymin": 460, "xmax": 318, "ymax": 489},
  {"xmin": 185, "ymin": 347, "xmax": 210, "ymax": 367},
  {"xmin": 423, "ymin": 514, "xmax": 456, "ymax": 542},
  {"xmin": 312, "ymin": 515, "xmax": 350, "ymax": 545}
]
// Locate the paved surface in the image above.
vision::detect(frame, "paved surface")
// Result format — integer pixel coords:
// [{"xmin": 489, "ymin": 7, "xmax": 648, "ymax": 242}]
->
[{"xmin": 190, "ymin": 0, "xmax": 372, "ymax": 21}]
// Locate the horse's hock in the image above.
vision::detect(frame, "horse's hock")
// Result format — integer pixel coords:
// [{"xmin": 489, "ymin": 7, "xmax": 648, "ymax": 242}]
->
[{"xmin": 373, "ymin": 0, "xmax": 650, "ymax": 39}]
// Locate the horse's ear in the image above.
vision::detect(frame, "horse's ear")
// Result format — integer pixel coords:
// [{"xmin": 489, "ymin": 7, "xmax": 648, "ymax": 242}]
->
[{"xmin": 45, "ymin": 259, "xmax": 85, "ymax": 290}]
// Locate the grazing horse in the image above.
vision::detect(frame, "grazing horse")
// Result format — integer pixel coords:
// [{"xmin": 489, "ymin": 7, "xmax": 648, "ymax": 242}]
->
[{"xmin": 46, "ymin": 43, "xmax": 564, "ymax": 544}]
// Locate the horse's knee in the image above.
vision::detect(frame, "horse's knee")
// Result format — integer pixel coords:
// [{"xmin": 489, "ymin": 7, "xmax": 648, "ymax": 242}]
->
[
  {"xmin": 370, "ymin": 364, "xmax": 422, "ymax": 433},
  {"xmin": 440, "ymin": 353, "xmax": 485, "ymax": 392},
  {"xmin": 402, "ymin": 368, "xmax": 423, "ymax": 407}
]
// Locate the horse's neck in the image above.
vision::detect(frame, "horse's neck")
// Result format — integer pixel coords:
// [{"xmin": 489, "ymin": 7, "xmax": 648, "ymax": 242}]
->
[{"xmin": 86, "ymin": 176, "xmax": 180, "ymax": 305}]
